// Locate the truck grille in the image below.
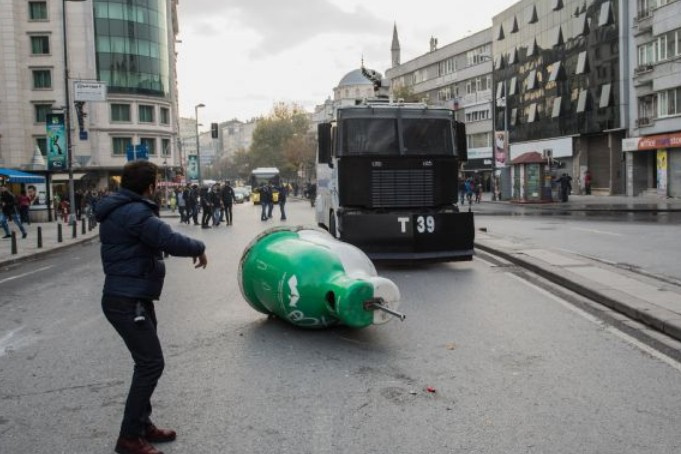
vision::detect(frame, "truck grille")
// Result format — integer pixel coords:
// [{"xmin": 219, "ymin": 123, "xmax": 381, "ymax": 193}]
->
[{"xmin": 371, "ymin": 169, "xmax": 434, "ymax": 207}]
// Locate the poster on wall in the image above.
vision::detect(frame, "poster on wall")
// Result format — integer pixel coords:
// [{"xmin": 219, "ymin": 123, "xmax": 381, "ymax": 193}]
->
[
  {"xmin": 187, "ymin": 155, "xmax": 199, "ymax": 181},
  {"xmin": 494, "ymin": 131, "xmax": 508, "ymax": 168},
  {"xmin": 657, "ymin": 149, "xmax": 668, "ymax": 196},
  {"xmin": 46, "ymin": 113, "xmax": 67, "ymax": 171}
]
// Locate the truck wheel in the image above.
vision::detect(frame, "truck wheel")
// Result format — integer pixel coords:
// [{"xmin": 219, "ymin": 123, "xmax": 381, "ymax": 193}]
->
[{"xmin": 329, "ymin": 211, "xmax": 336, "ymax": 238}]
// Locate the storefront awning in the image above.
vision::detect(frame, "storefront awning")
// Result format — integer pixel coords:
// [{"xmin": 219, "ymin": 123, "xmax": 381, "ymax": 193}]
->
[
  {"xmin": 0, "ymin": 168, "xmax": 46, "ymax": 184},
  {"xmin": 50, "ymin": 172, "xmax": 87, "ymax": 182}
]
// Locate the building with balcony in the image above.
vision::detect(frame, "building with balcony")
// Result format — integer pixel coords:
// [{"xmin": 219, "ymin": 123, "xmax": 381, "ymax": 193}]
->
[
  {"xmin": 492, "ymin": 0, "xmax": 625, "ymax": 196},
  {"xmin": 0, "ymin": 0, "xmax": 181, "ymax": 191},
  {"xmin": 624, "ymin": 0, "xmax": 681, "ymax": 197},
  {"xmin": 385, "ymin": 28, "xmax": 495, "ymax": 186}
]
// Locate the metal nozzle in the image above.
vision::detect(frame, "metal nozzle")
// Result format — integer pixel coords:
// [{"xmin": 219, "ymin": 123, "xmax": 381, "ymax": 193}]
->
[{"xmin": 364, "ymin": 298, "xmax": 406, "ymax": 321}]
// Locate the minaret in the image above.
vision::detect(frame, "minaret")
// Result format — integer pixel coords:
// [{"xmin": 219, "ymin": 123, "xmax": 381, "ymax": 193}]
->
[{"xmin": 391, "ymin": 23, "xmax": 401, "ymax": 68}]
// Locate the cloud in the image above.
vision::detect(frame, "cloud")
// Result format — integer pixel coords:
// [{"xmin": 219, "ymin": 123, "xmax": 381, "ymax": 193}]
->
[{"xmin": 179, "ymin": 0, "xmax": 389, "ymax": 58}]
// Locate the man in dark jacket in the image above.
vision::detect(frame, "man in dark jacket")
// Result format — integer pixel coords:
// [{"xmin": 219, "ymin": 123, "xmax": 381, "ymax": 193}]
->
[
  {"xmin": 95, "ymin": 161, "xmax": 207, "ymax": 454},
  {"xmin": 1, "ymin": 185, "xmax": 28, "ymax": 239},
  {"xmin": 220, "ymin": 181, "xmax": 236, "ymax": 225}
]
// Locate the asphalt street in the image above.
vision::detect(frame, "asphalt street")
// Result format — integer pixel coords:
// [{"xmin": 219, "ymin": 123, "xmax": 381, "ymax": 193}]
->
[{"xmin": 1, "ymin": 199, "xmax": 681, "ymax": 453}]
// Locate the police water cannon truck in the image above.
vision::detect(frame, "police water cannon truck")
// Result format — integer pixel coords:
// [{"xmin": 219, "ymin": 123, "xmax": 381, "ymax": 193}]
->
[{"xmin": 314, "ymin": 66, "xmax": 475, "ymax": 261}]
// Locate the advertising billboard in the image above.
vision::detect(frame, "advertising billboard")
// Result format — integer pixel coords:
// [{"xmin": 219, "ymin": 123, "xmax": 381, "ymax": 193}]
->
[{"xmin": 46, "ymin": 113, "xmax": 67, "ymax": 171}]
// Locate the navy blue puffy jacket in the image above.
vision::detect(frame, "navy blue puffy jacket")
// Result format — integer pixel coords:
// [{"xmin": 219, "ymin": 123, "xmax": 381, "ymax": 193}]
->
[{"xmin": 95, "ymin": 189, "xmax": 205, "ymax": 300}]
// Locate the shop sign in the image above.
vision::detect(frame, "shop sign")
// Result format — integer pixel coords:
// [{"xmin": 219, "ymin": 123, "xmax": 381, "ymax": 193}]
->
[{"xmin": 623, "ymin": 132, "xmax": 681, "ymax": 151}]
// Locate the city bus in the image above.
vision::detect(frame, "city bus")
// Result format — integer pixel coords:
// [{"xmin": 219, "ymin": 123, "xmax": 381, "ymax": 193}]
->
[{"xmin": 249, "ymin": 167, "xmax": 280, "ymax": 204}]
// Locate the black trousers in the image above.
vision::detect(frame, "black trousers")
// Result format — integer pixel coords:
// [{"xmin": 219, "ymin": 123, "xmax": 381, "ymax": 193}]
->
[
  {"xmin": 102, "ymin": 296, "xmax": 164, "ymax": 438},
  {"xmin": 224, "ymin": 204, "xmax": 232, "ymax": 224}
]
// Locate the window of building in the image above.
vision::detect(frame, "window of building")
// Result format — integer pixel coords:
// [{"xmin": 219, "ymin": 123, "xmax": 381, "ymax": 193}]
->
[
  {"xmin": 160, "ymin": 107, "xmax": 170, "ymax": 125},
  {"xmin": 658, "ymin": 87, "xmax": 681, "ymax": 117},
  {"xmin": 577, "ymin": 89, "xmax": 590, "ymax": 113},
  {"xmin": 598, "ymin": 1, "xmax": 613, "ymax": 27},
  {"xmin": 552, "ymin": 97, "xmax": 563, "ymax": 118},
  {"xmin": 637, "ymin": 41, "xmax": 656, "ymax": 65},
  {"xmin": 548, "ymin": 61, "xmax": 562, "ymax": 82},
  {"xmin": 550, "ymin": 26, "xmax": 564, "ymax": 47},
  {"xmin": 36, "ymin": 137, "xmax": 47, "ymax": 156},
  {"xmin": 527, "ymin": 39, "xmax": 537, "ymax": 57},
  {"xmin": 29, "ymin": 1, "xmax": 48, "ymax": 20},
  {"xmin": 527, "ymin": 4, "xmax": 538, "ymax": 24},
  {"xmin": 574, "ymin": 13, "xmax": 589, "ymax": 37},
  {"xmin": 34, "ymin": 104, "xmax": 52, "ymax": 123},
  {"xmin": 111, "ymin": 103, "xmax": 131, "ymax": 122},
  {"xmin": 30, "ymin": 36, "xmax": 50, "ymax": 55},
  {"xmin": 526, "ymin": 70, "xmax": 537, "ymax": 90},
  {"xmin": 32, "ymin": 69, "xmax": 52, "ymax": 89},
  {"xmin": 140, "ymin": 137, "xmax": 156, "ymax": 155},
  {"xmin": 508, "ymin": 77, "xmax": 517, "ymax": 96},
  {"xmin": 638, "ymin": 95, "xmax": 656, "ymax": 122},
  {"xmin": 599, "ymin": 84, "xmax": 612, "ymax": 108},
  {"xmin": 162, "ymin": 139, "xmax": 171, "ymax": 157},
  {"xmin": 494, "ymin": 55, "xmax": 505, "ymax": 70},
  {"xmin": 576, "ymin": 51, "xmax": 589, "ymax": 74},
  {"xmin": 467, "ymin": 132, "xmax": 491, "ymax": 149},
  {"xmin": 656, "ymin": 28, "xmax": 681, "ymax": 61},
  {"xmin": 497, "ymin": 24, "xmax": 505, "ymax": 41},
  {"xmin": 139, "ymin": 105, "xmax": 155, "ymax": 123},
  {"xmin": 508, "ymin": 48, "xmax": 518, "ymax": 65},
  {"xmin": 527, "ymin": 103, "xmax": 538, "ymax": 123},
  {"xmin": 496, "ymin": 81, "xmax": 505, "ymax": 98},
  {"xmin": 552, "ymin": 0, "xmax": 563, "ymax": 11},
  {"xmin": 112, "ymin": 137, "xmax": 132, "ymax": 155},
  {"xmin": 511, "ymin": 16, "xmax": 519, "ymax": 33},
  {"xmin": 510, "ymin": 108, "xmax": 519, "ymax": 126}
]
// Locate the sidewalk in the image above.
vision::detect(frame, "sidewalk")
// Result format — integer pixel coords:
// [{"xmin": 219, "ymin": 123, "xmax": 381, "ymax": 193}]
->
[
  {"xmin": 480, "ymin": 193, "xmax": 681, "ymax": 212},
  {"xmin": 0, "ymin": 219, "xmax": 99, "ymax": 268},
  {"xmin": 475, "ymin": 230, "xmax": 681, "ymax": 348}
]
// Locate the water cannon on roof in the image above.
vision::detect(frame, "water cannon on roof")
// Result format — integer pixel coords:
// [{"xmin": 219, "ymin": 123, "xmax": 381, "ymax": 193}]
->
[{"xmin": 361, "ymin": 64, "xmax": 389, "ymax": 98}]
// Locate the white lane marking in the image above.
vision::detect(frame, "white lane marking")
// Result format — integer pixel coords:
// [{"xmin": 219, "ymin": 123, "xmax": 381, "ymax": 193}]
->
[
  {"xmin": 0, "ymin": 327, "xmax": 38, "ymax": 358},
  {"xmin": 0, "ymin": 266, "xmax": 54, "ymax": 285},
  {"xmin": 508, "ymin": 272, "xmax": 681, "ymax": 374},
  {"xmin": 571, "ymin": 227, "xmax": 624, "ymax": 237}
]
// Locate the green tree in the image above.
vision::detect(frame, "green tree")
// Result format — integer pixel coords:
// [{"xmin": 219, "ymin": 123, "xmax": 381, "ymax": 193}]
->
[
  {"xmin": 391, "ymin": 84, "xmax": 421, "ymax": 103},
  {"xmin": 249, "ymin": 102, "xmax": 310, "ymax": 176}
]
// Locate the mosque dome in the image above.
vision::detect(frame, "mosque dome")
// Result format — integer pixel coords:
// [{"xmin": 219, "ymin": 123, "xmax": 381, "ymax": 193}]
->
[{"xmin": 337, "ymin": 69, "xmax": 382, "ymax": 87}]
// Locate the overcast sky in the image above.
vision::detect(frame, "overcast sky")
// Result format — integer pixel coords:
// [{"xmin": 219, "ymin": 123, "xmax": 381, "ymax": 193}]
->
[{"xmin": 176, "ymin": 0, "xmax": 518, "ymax": 127}]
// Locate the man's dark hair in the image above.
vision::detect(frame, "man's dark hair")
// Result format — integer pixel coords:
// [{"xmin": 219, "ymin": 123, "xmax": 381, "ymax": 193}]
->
[{"xmin": 121, "ymin": 161, "xmax": 158, "ymax": 195}]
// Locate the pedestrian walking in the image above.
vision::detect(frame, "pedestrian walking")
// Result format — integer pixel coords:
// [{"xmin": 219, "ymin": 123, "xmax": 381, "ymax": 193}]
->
[
  {"xmin": 584, "ymin": 170, "xmax": 592, "ymax": 195},
  {"xmin": 556, "ymin": 173, "xmax": 573, "ymax": 202},
  {"xmin": 259, "ymin": 183, "xmax": 271, "ymax": 221},
  {"xmin": 278, "ymin": 182, "xmax": 289, "ymax": 220},
  {"xmin": 1, "ymin": 185, "xmax": 28, "ymax": 239},
  {"xmin": 210, "ymin": 184, "xmax": 222, "ymax": 226},
  {"xmin": 187, "ymin": 185, "xmax": 199, "ymax": 225},
  {"xmin": 220, "ymin": 181, "xmax": 236, "ymax": 226},
  {"xmin": 95, "ymin": 160, "xmax": 207, "ymax": 454},
  {"xmin": 200, "ymin": 186, "xmax": 213, "ymax": 228},
  {"xmin": 458, "ymin": 178, "xmax": 466, "ymax": 205},
  {"xmin": 18, "ymin": 189, "xmax": 31, "ymax": 224},
  {"xmin": 177, "ymin": 187, "xmax": 187, "ymax": 223}
]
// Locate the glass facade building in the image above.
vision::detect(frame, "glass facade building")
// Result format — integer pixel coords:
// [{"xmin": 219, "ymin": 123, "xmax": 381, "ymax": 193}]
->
[
  {"xmin": 493, "ymin": 0, "xmax": 621, "ymax": 142},
  {"xmin": 93, "ymin": 0, "xmax": 170, "ymax": 96}
]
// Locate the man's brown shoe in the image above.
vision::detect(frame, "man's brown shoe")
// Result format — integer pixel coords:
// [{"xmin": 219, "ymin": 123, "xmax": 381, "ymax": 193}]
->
[
  {"xmin": 144, "ymin": 423, "xmax": 177, "ymax": 443},
  {"xmin": 114, "ymin": 436, "xmax": 163, "ymax": 454}
]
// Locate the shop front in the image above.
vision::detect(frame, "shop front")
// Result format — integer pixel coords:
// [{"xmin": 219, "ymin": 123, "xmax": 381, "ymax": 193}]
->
[
  {"xmin": 509, "ymin": 152, "xmax": 554, "ymax": 203},
  {"xmin": 623, "ymin": 132, "xmax": 681, "ymax": 198}
]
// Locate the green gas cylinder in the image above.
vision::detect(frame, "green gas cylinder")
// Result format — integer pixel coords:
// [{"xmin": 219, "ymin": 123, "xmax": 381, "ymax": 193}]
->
[{"xmin": 238, "ymin": 226, "xmax": 402, "ymax": 329}]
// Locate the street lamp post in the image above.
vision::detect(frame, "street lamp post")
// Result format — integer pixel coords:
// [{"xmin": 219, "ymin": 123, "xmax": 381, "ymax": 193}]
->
[
  {"xmin": 62, "ymin": 0, "xmax": 86, "ymax": 226},
  {"xmin": 195, "ymin": 103, "xmax": 205, "ymax": 185}
]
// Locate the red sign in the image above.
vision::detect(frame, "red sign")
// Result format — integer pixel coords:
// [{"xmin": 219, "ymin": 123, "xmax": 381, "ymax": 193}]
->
[{"xmin": 634, "ymin": 132, "xmax": 681, "ymax": 151}]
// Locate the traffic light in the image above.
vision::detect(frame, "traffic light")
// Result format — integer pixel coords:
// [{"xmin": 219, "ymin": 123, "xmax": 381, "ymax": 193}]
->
[{"xmin": 211, "ymin": 122, "xmax": 218, "ymax": 139}]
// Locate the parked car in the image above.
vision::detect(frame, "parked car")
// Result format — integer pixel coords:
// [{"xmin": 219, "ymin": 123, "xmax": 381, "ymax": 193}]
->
[{"xmin": 234, "ymin": 187, "xmax": 250, "ymax": 203}]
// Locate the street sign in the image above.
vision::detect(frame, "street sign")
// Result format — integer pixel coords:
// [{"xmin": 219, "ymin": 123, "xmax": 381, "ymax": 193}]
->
[
  {"xmin": 126, "ymin": 144, "xmax": 149, "ymax": 161},
  {"xmin": 74, "ymin": 80, "xmax": 107, "ymax": 102}
]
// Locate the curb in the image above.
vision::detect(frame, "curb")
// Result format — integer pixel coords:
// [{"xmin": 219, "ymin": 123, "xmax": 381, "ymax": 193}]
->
[
  {"xmin": 0, "ymin": 233, "xmax": 99, "ymax": 269},
  {"xmin": 475, "ymin": 240, "xmax": 681, "ymax": 345}
]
